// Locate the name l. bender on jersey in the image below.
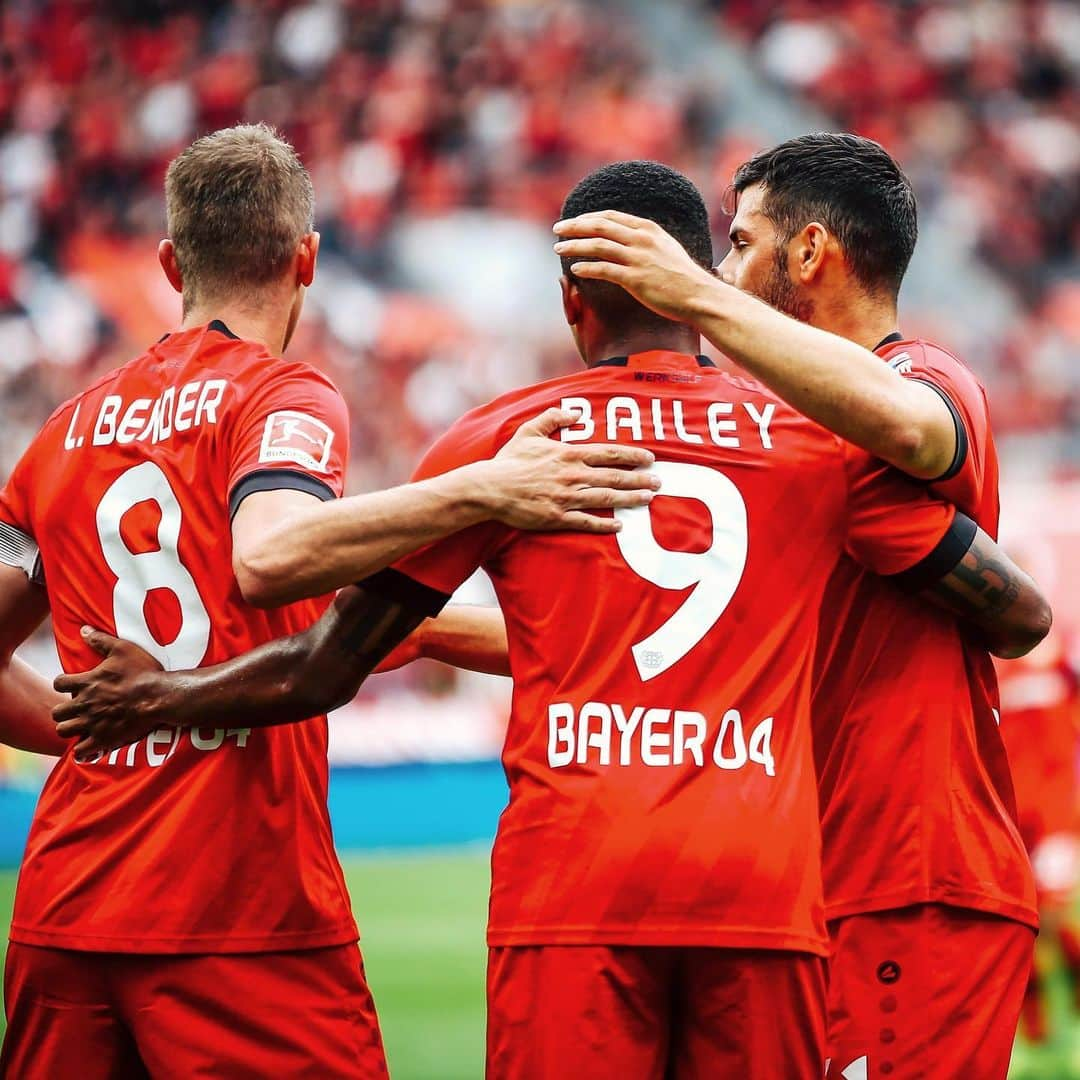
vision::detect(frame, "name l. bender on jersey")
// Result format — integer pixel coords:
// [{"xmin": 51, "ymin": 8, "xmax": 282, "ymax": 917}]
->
[
  {"xmin": 559, "ymin": 394, "xmax": 777, "ymax": 449},
  {"xmin": 63, "ymin": 378, "xmax": 229, "ymax": 450}
]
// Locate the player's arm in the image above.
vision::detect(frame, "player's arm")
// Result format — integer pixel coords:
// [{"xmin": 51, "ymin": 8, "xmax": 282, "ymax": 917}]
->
[
  {"xmin": 553, "ymin": 211, "xmax": 956, "ymax": 479},
  {"xmin": 233, "ymin": 408, "xmax": 658, "ymax": 607},
  {"xmin": 376, "ymin": 605, "xmax": 510, "ymax": 677},
  {"xmin": 0, "ymin": 560, "xmax": 65, "ymax": 756},
  {"xmin": 54, "ymin": 574, "xmax": 447, "ymax": 758},
  {"xmin": 901, "ymin": 514, "xmax": 1052, "ymax": 660}
]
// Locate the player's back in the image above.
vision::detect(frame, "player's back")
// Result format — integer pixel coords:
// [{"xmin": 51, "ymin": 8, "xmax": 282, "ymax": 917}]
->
[
  {"xmin": 395, "ymin": 349, "xmax": 954, "ymax": 952},
  {"xmin": 812, "ymin": 336, "xmax": 1037, "ymax": 930},
  {"xmin": 0, "ymin": 320, "xmax": 358, "ymax": 953}
]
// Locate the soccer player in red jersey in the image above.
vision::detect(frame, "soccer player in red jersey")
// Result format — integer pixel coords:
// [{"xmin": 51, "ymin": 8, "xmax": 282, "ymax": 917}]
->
[
  {"xmin": 997, "ymin": 629, "xmax": 1080, "ymax": 1042},
  {"xmin": 552, "ymin": 135, "xmax": 1042, "ymax": 1077},
  {"xmin": 55, "ymin": 161, "xmax": 1050, "ymax": 1078},
  {"xmin": 0, "ymin": 126, "xmax": 659, "ymax": 1079}
]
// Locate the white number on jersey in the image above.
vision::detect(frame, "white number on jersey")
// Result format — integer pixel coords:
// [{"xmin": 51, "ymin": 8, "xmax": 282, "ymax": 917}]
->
[
  {"xmin": 96, "ymin": 461, "xmax": 211, "ymax": 671},
  {"xmin": 615, "ymin": 460, "xmax": 748, "ymax": 681}
]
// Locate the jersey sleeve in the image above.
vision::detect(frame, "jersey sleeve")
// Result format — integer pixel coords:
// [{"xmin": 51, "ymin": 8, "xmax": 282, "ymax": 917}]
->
[
  {"xmin": 363, "ymin": 412, "xmax": 505, "ymax": 608},
  {"xmin": 0, "ymin": 440, "xmax": 45, "ymax": 585},
  {"xmin": 901, "ymin": 343, "xmax": 991, "ymax": 506},
  {"xmin": 842, "ymin": 442, "xmax": 958, "ymax": 579},
  {"xmin": 226, "ymin": 361, "xmax": 350, "ymax": 518}
]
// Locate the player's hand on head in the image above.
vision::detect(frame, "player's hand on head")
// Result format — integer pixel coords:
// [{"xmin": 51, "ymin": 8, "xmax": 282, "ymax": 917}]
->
[
  {"xmin": 52, "ymin": 627, "xmax": 166, "ymax": 761},
  {"xmin": 552, "ymin": 210, "xmax": 715, "ymax": 322},
  {"xmin": 478, "ymin": 407, "xmax": 659, "ymax": 534}
]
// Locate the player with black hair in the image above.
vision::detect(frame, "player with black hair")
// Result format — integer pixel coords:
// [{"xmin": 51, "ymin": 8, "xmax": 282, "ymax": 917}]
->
[
  {"xmin": 554, "ymin": 134, "xmax": 1038, "ymax": 1078},
  {"xmin": 55, "ymin": 159, "xmax": 1048, "ymax": 1078}
]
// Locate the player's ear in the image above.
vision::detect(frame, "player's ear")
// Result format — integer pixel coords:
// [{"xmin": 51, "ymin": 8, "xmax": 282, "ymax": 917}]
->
[
  {"xmin": 297, "ymin": 231, "xmax": 319, "ymax": 288},
  {"xmin": 560, "ymin": 275, "xmax": 583, "ymax": 327},
  {"xmin": 793, "ymin": 222, "xmax": 829, "ymax": 285},
  {"xmin": 158, "ymin": 239, "xmax": 184, "ymax": 295}
]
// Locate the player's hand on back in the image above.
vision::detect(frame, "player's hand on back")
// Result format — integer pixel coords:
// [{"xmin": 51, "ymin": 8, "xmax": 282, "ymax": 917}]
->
[
  {"xmin": 53, "ymin": 628, "xmax": 166, "ymax": 760},
  {"xmin": 553, "ymin": 210, "xmax": 717, "ymax": 323},
  {"xmin": 473, "ymin": 407, "xmax": 659, "ymax": 534}
]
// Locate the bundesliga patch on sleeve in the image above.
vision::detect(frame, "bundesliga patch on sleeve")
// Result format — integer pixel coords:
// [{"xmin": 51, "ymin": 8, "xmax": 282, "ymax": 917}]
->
[{"xmin": 259, "ymin": 410, "xmax": 334, "ymax": 473}]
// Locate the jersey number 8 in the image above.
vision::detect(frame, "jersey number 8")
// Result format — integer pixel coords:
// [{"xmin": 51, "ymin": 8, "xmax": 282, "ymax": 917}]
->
[{"xmin": 96, "ymin": 462, "xmax": 212, "ymax": 671}]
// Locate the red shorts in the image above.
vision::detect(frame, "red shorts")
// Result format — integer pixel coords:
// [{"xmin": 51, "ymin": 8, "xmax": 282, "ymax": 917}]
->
[
  {"xmin": 826, "ymin": 904, "xmax": 1034, "ymax": 1079},
  {"xmin": 1, "ymin": 941, "xmax": 388, "ymax": 1080},
  {"xmin": 487, "ymin": 944, "xmax": 826, "ymax": 1079}
]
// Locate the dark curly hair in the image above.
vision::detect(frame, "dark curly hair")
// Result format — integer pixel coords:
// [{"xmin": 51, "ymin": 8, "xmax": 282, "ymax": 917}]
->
[{"xmin": 560, "ymin": 160, "xmax": 713, "ymax": 330}]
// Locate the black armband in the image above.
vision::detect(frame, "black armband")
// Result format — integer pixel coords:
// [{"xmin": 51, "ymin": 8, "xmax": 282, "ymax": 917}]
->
[
  {"xmin": 888, "ymin": 511, "xmax": 978, "ymax": 594},
  {"xmin": 358, "ymin": 567, "xmax": 452, "ymax": 619},
  {"xmin": 228, "ymin": 469, "xmax": 336, "ymax": 520},
  {"xmin": 910, "ymin": 378, "xmax": 968, "ymax": 483}
]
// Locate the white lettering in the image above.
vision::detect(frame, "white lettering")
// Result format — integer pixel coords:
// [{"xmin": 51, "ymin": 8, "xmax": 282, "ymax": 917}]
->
[
  {"xmin": 612, "ymin": 703, "xmax": 644, "ymax": 765},
  {"xmin": 673, "ymin": 710, "xmax": 706, "ymax": 766},
  {"xmin": 713, "ymin": 709, "xmax": 748, "ymax": 769},
  {"xmin": 607, "ymin": 396, "xmax": 643, "ymax": 442},
  {"xmin": 190, "ymin": 727, "xmax": 225, "ymax": 751},
  {"xmin": 641, "ymin": 708, "xmax": 672, "ymax": 765},
  {"xmin": 146, "ymin": 727, "xmax": 177, "ymax": 766},
  {"xmin": 93, "ymin": 396, "xmax": 122, "ymax": 446},
  {"xmin": 744, "ymin": 402, "xmax": 775, "ymax": 450},
  {"xmin": 651, "ymin": 398, "xmax": 666, "ymax": 440},
  {"xmin": 577, "ymin": 702, "xmax": 612, "ymax": 765},
  {"xmin": 196, "ymin": 380, "xmax": 227, "ymax": 426},
  {"xmin": 706, "ymin": 402, "xmax": 739, "ymax": 448},
  {"xmin": 672, "ymin": 400, "xmax": 703, "ymax": 444},
  {"xmin": 548, "ymin": 703, "xmax": 575, "ymax": 767},
  {"xmin": 63, "ymin": 404, "xmax": 82, "ymax": 450},
  {"xmin": 174, "ymin": 382, "xmax": 200, "ymax": 432},
  {"xmin": 559, "ymin": 397, "xmax": 594, "ymax": 442},
  {"xmin": 116, "ymin": 399, "xmax": 151, "ymax": 445},
  {"xmin": 157, "ymin": 387, "xmax": 175, "ymax": 442}
]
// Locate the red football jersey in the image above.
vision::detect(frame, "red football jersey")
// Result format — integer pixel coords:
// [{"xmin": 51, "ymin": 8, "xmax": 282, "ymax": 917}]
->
[
  {"xmin": 387, "ymin": 350, "xmax": 956, "ymax": 952},
  {"xmin": 813, "ymin": 336, "xmax": 1038, "ymax": 928},
  {"xmin": 0, "ymin": 321, "xmax": 358, "ymax": 953},
  {"xmin": 996, "ymin": 645, "xmax": 1080, "ymax": 852}
]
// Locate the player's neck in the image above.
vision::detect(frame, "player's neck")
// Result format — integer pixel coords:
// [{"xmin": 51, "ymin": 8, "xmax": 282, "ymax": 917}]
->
[
  {"xmin": 180, "ymin": 303, "xmax": 289, "ymax": 355},
  {"xmin": 814, "ymin": 291, "xmax": 900, "ymax": 353},
  {"xmin": 582, "ymin": 326, "xmax": 701, "ymax": 368}
]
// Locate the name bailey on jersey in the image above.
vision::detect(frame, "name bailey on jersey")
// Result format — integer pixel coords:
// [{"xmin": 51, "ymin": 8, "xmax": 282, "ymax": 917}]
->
[{"xmin": 558, "ymin": 395, "xmax": 777, "ymax": 449}]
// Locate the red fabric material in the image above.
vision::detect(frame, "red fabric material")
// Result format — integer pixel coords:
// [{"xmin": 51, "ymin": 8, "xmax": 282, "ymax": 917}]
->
[
  {"xmin": 826, "ymin": 904, "xmax": 1034, "ymax": 1079},
  {"xmin": 392, "ymin": 351, "xmax": 954, "ymax": 952},
  {"xmin": 1, "ymin": 942, "xmax": 387, "ymax": 1079},
  {"xmin": 0, "ymin": 322, "xmax": 356, "ymax": 953},
  {"xmin": 813, "ymin": 337, "xmax": 1037, "ymax": 929},
  {"xmin": 487, "ymin": 944, "xmax": 826, "ymax": 1079}
]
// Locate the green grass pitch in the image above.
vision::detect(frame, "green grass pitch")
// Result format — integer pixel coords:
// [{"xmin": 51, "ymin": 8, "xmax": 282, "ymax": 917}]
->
[{"xmin": 0, "ymin": 849, "xmax": 1076, "ymax": 1078}]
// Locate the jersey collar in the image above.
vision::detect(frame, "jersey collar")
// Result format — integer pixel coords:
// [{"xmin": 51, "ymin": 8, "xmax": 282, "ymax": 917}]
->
[
  {"xmin": 874, "ymin": 331, "xmax": 905, "ymax": 353},
  {"xmin": 593, "ymin": 351, "xmax": 716, "ymax": 370}
]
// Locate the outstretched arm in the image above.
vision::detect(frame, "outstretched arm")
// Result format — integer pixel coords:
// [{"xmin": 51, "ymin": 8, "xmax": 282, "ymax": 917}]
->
[
  {"xmin": 553, "ymin": 212, "xmax": 956, "ymax": 480},
  {"xmin": 54, "ymin": 574, "xmax": 445, "ymax": 759},
  {"xmin": 233, "ymin": 408, "xmax": 658, "ymax": 607},
  {"xmin": 0, "ymin": 563, "xmax": 65, "ymax": 756},
  {"xmin": 914, "ymin": 517, "xmax": 1051, "ymax": 659},
  {"xmin": 376, "ymin": 605, "xmax": 510, "ymax": 677}
]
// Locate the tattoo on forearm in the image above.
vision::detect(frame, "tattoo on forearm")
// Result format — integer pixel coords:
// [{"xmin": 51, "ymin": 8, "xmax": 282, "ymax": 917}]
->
[{"xmin": 948, "ymin": 540, "xmax": 1022, "ymax": 616}]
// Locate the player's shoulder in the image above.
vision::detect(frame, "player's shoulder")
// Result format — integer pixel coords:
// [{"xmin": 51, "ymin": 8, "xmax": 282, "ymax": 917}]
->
[{"xmin": 885, "ymin": 337, "xmax": 986, "ymax": 393}]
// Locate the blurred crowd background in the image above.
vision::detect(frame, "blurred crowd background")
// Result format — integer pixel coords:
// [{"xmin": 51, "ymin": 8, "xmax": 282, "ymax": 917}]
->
[
  {"xmin": 0, "ymin": 0, "xmax": 1077, "ymax": 1070},
  {"xmin": 0, "ymin": 1, "xmax": 1076, "ymax": 765}
]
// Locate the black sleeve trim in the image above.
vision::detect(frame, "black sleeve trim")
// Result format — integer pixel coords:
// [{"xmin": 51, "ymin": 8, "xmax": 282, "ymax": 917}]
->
[
  {"xmin": 910, "ymin": 378, "xmax": 968, "ymax": 483},
  {"xmin": 357, "ymin": 566, "xmax": 452, "ymax": 619},
  {"xmin": 229, "ymin": 468, "xmax": 336, "ymax": 520},
  {"xmin": 888, "ymin": 511, "xmax": 978, "ymax": 594}
]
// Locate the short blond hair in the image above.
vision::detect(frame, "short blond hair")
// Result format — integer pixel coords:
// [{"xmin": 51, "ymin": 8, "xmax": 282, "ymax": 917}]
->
[{"xmin": 165, "ymin": 124, "xmax": 314, "ymax": 309}]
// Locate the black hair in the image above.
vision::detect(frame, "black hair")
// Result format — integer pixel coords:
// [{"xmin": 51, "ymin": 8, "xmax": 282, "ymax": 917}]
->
[
  {"xmin": 732, "ymin": 133, "xmax": 917, "ymax": 297},
  {"xmin": 560, "ymin": 160, "xmax": 713, "ymax": 330}
]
